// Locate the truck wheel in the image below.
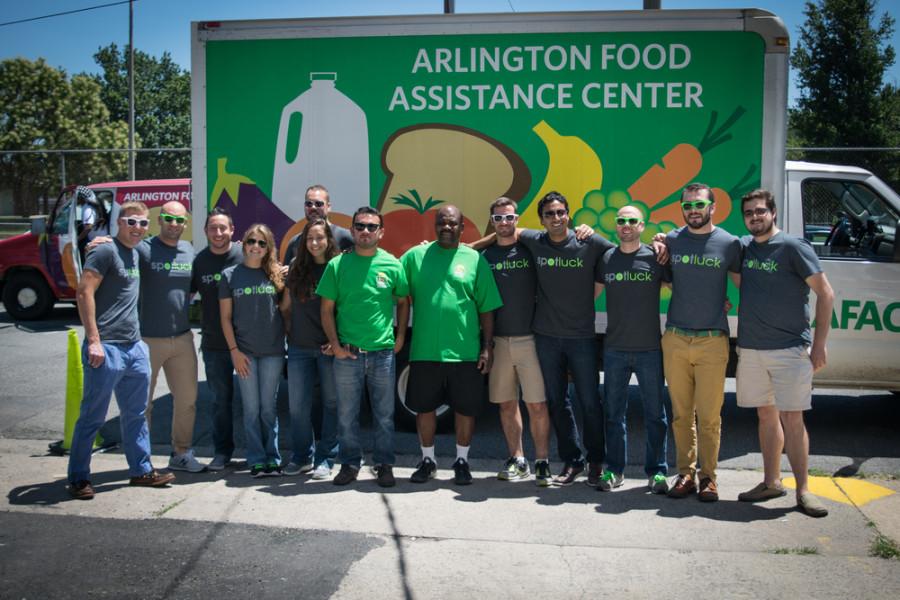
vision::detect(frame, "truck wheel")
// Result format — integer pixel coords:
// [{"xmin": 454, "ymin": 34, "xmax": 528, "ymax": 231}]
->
[
  {"xmin": 394, "ymin": 344, "xmax": 453, "ymax": 432},
  {"xmin": 2, "ymin": 272, "xmax": 54, "ymax": 320}
]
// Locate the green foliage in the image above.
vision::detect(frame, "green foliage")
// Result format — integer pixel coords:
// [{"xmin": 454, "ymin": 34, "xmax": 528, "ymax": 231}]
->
[
  {"xmin": 790, "ymin": 0, "xmax": 899, "ymax": 185},
  {"xmin": 92, "ymin": 43, "xmax": 191, "ymax": 179},
  {"xmin": 870, "ymin": 533, "xmax": 900, "ymax": 559},
  {"xmin": 0, "ymin": 58, "xmax": 128, "ymax": 214}
]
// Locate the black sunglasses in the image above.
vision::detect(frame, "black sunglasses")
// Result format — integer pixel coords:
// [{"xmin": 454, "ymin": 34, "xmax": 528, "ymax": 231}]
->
[
  {"xmin": 245, "ymin": 238, "xmax": 268, "ymax": 248},
  {"xmin": 305, "ymin": 200, "xmax": 326, "ymax": 208},
  {"xmin": 353, "ymin": 222, "xmax": 380, "ymax": 232},
  {"xmin": 543, "ymin": 209, "xmax": 568, "ymax": 219}
]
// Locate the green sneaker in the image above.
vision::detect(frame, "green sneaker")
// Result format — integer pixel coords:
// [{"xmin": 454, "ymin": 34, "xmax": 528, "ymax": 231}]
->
[
  {"xmin": 649, "ymin": 473, "xmax": 669, "ymax": 495},
  {"xmin": 497, "ymin": 457, "xmax": 530, "ymax": 481},
  {"xmin": 534, "ymin": 460, "xmax": 552, "ymax": 487},
  {"xmin": 597, "ymin": 471, "xmax": 624, "ymax": 491}
]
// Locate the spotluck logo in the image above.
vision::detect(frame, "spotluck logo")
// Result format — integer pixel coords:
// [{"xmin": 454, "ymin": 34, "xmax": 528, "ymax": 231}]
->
[
  {"xmin": 490, "ymin": 257, "xmax": 530, "ymax": 271},
  {"xmin": 234, "ymin": 284, "xmax": 276, "ymax": 297},
  {"xmin": 604, "ymin": 270, "xmax": 653, "ymax": 284},
  {"xmin": 742, "ymin": 258, "xmax": 779, "ymax": 273},
  {"xmin": 536, "ymin": 257, "xmax": 584, "ymax": 269},
  {"xmin": 671, "ymin": 253, "xmax": 721, "ymax": 269},
  {"xmin": 200, "ymin": 273, "xmax": 223, "ymax": 285},
  {"xmin": 151, "ymin": 261, "xmax": 192, "ymax": 273}
]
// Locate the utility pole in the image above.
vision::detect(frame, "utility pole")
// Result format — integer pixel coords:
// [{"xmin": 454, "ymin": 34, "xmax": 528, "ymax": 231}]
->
[
  {"xmin": 444, "ymin": 1, "xmax": 454, "ymax": 15},
  {"xmin": 644, "ymin": 1, "xmax": 661, "ymax": 8},
  {"xmin": 128, "ymin": 0, "xmax": 135, "ymax": 180}
]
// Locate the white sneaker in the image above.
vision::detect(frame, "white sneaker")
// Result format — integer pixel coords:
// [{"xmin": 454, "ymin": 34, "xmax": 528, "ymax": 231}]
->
[
  {"xmin": 283, "ymin": 462, "xmax": 314, "ymax": 476},
  {"xmin": 310, "ymin": 463, "xmax": 332, "ymax": 480},
  {"xmin": 207, "ymin": 455, "xmax": 231, "ymax": 471},
  {"xmin": 168, "ymin": 449, "xmax": 206, "ymax": 473}
]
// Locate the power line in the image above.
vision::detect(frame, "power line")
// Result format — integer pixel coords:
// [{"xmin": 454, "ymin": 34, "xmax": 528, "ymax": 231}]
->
[{"xmin": 0, "ymin": 0, "xmax": 137, "ymax": 28}]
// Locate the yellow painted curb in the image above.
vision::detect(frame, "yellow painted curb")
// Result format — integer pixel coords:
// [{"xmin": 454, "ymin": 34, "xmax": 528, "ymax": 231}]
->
[{"xmin": 784, "ymin": 476, "xmax": 895, "ymax": 507}]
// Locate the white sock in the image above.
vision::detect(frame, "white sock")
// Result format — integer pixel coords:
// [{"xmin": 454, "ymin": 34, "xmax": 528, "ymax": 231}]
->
[
  {"xmin": 456, "ymin": 444, "xmax": 470, "ymax": 462},
  {"xmin": 421, "ymin": 446, "xmax": 435, "ymax": 462}
]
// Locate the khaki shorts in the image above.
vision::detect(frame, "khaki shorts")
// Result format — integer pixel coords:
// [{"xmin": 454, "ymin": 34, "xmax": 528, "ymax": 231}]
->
[
  {"xmin": 736, "ymin": 346, "xmax": 813, "ymax": 411},
  {"xmin": 489, "ymin": 335, "xmax": 546, "ymax": 404}
]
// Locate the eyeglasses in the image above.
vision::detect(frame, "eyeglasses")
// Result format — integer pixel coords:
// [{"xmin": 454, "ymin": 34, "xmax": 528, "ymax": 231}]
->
[
  {"xmin": 743, "ymin": 207, "xmax": 770, "ymax": 218},
  {"xmin": 160, "ymin": 212, "xmax": 187, "ymax": 224},
  {"xmin": 491, "ymin": 213, "xmax": 518, "ymax": 223},
  {"xmin": 353, "ymin": 222, "xmax": 380, "ymax": 232},
  {"xmin": 305, "ymin": 200, "xmax": 326, "ymax": 208},
  {"xmin": 615, "ymin": 217, "xmax": 644, "ymax": 226},
  {"xmin": 681, "ymin": 200, "xmax": 713, "ymax": 211},
  {"xmin": 121, "ymin": 217, "xmax": 150, "ymax": 228},
  {"xmin": 542, "ymin": 209, "xmax": 568, "ymax": 219},
  {"xmin": 245, "ymin": 238, "xmax": 268, "ymax": 248}
]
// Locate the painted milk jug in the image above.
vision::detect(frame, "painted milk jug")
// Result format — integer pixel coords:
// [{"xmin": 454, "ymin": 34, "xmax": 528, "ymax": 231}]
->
[{"xmin": 271, "ymin": 72, "xmax": 369, "ymax": 221}]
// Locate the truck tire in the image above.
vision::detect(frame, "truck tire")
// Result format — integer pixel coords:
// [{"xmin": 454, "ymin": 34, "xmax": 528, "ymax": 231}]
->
[
  {"xmin": 394, "ymin": 342, "xmax": 453, "ymax": 432},
  {"xmin": 2, "ymin": 272, "xmax": 55, "ymax": 321}
]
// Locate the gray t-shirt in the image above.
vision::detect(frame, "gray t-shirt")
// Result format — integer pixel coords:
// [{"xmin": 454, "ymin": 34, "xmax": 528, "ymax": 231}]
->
[
  {"xmin": 737, "ymin": 232, "xmax": 822, "ymax": 350},
  {"xmin": 518, "ymin": 229, "xmax": 614, "ymax": 338},
  {"xmin": 601, "ymin": 244, "xmax": 668, "ymax": 352},
  {"xmin": 287, "ymin": 262, "xmax": 328, "ymax": 349},
  {"xmin": 218, "ymin": 264, "xmax": 284, "ymax": 356},
  {"xmin": 135, "ymin": 237, "xmax": 194, "ymax": 338},
  {"xmin": 284, "ymin": 223, "xmax": 353, "ymax": 263},
  {"xmin": 83, "ymin": 239, "xmax": 141, "ymax": 343},
  {"xmin": 191, "ymin": 243, "xmax": 243, "ymax": 351},
  {"xmin": 481, "ymin": 242, "xmax": 536, "ymax": 337},
  {"xmin": 666, "ymin": 226, "xmax": 742, "ymax": 334}
]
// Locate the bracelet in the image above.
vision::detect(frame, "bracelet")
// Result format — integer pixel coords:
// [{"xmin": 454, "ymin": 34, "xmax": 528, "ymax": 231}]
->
[{"xmin": 228, "ymin": 346, "xmax": 237, "ymax": 351}]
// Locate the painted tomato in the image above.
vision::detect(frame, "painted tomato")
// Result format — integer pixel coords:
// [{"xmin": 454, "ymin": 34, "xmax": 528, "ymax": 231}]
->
[{"xmin": 381, "ymin": 208, "xmax": 481, "ymax": 258}]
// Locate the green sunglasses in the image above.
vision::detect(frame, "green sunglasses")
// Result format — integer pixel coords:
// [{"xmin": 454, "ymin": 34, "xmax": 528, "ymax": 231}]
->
[
  {"xmin": 681, "ymin": 199, "xmax": 713, "ymax": 211},
  {"xmin": 160, "ymin": 212, "xmax": 187, "ymax": 224},
  {"xmin": 615, "ymin": 217, "xmax": 643, "ymax": 226}
]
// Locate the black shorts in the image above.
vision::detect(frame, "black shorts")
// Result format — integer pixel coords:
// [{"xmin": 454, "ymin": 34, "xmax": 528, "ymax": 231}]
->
[{"xmin": 407, "ymin": 361, "xmax": 486, "ymax": 417}]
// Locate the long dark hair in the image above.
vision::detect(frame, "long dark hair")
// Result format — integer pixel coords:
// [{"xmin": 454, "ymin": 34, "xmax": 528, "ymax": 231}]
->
[{"xmin": 287, "ymin": 219, "xmax": 338, "ymax": 301}]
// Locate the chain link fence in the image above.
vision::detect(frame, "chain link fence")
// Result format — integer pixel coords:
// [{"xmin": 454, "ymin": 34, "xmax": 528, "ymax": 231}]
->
[{"xmin": 0, "ymin": 148, "xmax": 190, "ymax": 217}]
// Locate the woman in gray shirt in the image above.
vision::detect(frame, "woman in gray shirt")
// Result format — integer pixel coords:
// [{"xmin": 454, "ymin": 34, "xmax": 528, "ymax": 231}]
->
[{"xmin": 219, "ymin": 224, "xmax": 286, "ymax": 477}]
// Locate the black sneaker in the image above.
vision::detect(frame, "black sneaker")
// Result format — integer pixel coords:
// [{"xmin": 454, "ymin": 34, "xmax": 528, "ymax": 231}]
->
[
  {"xmin": 374, "ymin": 464, "xmax": 396, "ymax": 488},
  {"xmin": 410, "ymin": 457, "xmax": 437, "ymax": 483},
  {"xmin": 264, "ymin": 463, "xmax": 283, "ymax": 477},
  {"xmin": 586, "ymin": 462, "xmax": 604, "ymax": 487},
  {"xmin": 453, "ymin": 458, "xmax": 473, "ymax": 485},
  {"xmin": 534, "ymin": 460, "xmax": 552, "ymax": 487},
  {"xmin": 553, "ymin": 461, "xmax": 584, "ymax": 486},
  {"xmin": 250, "ymin": 464, "xmax": 266, "ymax": 478},
  {"xmin": 333, "ymin": 464, "xmax": 359, "ymax": 486}
]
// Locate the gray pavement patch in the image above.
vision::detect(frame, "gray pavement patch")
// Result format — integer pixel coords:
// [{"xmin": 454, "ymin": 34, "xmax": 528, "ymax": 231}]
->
[{"xmin": 0, "ymin": 512, "xmax": 383, "ymax": 600}]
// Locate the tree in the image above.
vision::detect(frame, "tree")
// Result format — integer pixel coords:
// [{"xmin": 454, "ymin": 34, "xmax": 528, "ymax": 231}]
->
[
  {"xmin": 92, "ymin": 43, "xmax": 191, "ymax": 180},
  {"xmin": 790, "ymin": 0, "xmax": 899, "ymax": 185},
  {"xmin": 0, "ymin": 58, "xmax": 128, "ymax": 215}
]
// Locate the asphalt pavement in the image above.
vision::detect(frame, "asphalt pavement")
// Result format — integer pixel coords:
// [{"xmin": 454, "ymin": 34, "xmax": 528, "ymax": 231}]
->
[{"xmin": 1, "ymin": 303, "xmax": 899, "ymax": 599}]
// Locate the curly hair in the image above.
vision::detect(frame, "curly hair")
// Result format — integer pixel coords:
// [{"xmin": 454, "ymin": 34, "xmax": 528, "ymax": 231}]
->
[
  {"xmin": 287, "ymin": 220, "xmax": 338, "ymax": 301},
  {"xmin": 241, "ymin": 224, "xmax": 284, "ymax": 293}
]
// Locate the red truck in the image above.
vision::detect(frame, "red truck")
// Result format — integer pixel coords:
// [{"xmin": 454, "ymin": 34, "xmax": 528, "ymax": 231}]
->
[{"xmin": 0, "ymin": 179, "xmax": 191, "ymax": 320}]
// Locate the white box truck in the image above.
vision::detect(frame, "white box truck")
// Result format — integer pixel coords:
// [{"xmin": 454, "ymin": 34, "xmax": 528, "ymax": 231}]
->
[{"xmin": 189, "ymin": 9, "xmax": 900, "ymax": 404}]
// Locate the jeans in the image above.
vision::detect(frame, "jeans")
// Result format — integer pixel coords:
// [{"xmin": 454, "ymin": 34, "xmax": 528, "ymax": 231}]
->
[
  {"xmin": 333, "ymin": 349, "xmax": 395, "ymax": 467},
  {"xmin": 236, "ymin": 354, "xmax": 284, "ymax": 467},
  {"xmin": 287, "ymin": 345, "xmax": 339, "ymax": 467},
  {"xmin": 68, "ymin": 341, "xmax": 153, "ymax": 483},
  {"xmin": 534, "ymin": 334, "xmax": 605, "ymax": 465},
  {"xmin": 202, "ymin": 349, "xmax": 236, "ymax": 459},
  {"xmin": 603, "ymin": 348, "xmax": 668, "ymax": 476}
]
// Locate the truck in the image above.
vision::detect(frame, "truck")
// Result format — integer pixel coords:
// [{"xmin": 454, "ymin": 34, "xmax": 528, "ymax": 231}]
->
[{"xmin": 2, "ymin": 9, "xmax": 896, "ymax": 418}]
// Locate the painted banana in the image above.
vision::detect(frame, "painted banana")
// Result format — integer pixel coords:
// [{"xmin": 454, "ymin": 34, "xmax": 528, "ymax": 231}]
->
[{"xmin": 518, "ymin": 120, "xmax": 603, "ymax": 229}]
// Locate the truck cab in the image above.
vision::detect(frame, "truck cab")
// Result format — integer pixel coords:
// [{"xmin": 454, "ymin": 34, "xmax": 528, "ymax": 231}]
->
[
  {"xmin": 0, "ymin": 179, "xmax": 191, "ymax": 320},
  {"xmin": 783, "ymin": 161, "xmax": 900, "ymax": 389}
]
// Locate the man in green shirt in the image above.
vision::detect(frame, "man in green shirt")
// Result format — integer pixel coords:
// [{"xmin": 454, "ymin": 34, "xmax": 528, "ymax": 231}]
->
[
  {"xmin": 401, "ymin": 205, "xmax": 503, "ymax": 485},
  {"xmin": 318, "ymin": 207, "xmax": 410, "ymax": 488}
]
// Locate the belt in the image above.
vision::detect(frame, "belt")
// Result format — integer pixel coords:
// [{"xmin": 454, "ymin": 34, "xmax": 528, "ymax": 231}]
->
[
  {"xmin": 345, "ymin": 344, "xmax": 368, "ymax": 354},
  {"xmin": 666, "ymin": 326, "xmax": 724, "ymax": 338}
]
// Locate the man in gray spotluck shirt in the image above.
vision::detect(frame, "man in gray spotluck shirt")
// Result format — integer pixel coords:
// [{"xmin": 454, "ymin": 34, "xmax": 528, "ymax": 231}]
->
[
  {"xmin": 734, "ymin": 189, "xmax": 834, "ymax": 518},
  {"xmin": 662, "ymin": 183, "xmax": 741, "ymax": 503}
]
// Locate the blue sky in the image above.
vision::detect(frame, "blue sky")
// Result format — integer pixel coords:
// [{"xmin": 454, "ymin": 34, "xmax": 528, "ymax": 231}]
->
[{"xmin": 1, "ymin": 0, "xmax": 899, "ymax": 106}]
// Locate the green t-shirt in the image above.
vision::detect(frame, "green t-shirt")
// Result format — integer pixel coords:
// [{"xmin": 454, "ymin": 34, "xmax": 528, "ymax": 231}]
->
[
  {"xmin": 316, "ymin": 248, "xmax": 409, "ymax": 351},
  {"xmin": 401, "ymin": 242, "xmax": 503, "ymax": 362}
]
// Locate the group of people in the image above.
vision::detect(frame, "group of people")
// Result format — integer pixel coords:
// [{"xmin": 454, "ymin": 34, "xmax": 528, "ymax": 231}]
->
[{"xmin": 65, "ymin": 181, "xmax": 834, "ymax": 518}]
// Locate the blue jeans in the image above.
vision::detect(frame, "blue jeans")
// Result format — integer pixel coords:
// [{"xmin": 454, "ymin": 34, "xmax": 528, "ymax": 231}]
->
[
  {"xmin": 68, "ymin": 341, "xmax": 153, "ymax": 483},
  {"xmin": 287, "ymin": 345, "xmax": 339, "ymax": 467},
  {"xmin": 534, "ymin": 334, "xmax": 605, "ymax": 465},
  {"xmin": 603, "ymin": 348, "xmax": 668, "ymax": 476},
  {"xmin": 333, "ymin": 349, "xmax": 395, "ymax": 467},
  {"xmin": 236, "ymin": 354, "xmax": 283, "ymax": 467},
  {"xmin": 202, "ymin": 349, "xmax": 236, "ymax": 459}
]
